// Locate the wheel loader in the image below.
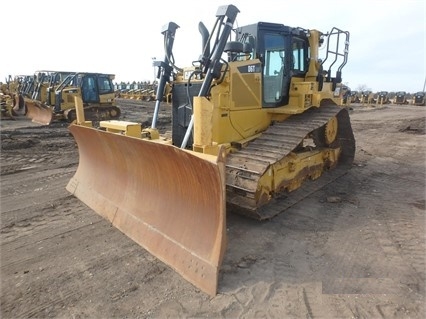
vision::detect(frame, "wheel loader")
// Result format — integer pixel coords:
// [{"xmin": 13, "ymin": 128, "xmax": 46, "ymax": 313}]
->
[
  {"xmin": 25, "ymin": 72, "xmax": 120, "ymax": 125},
  {"xmin": 66, "ymin": 4, "xmax": 355, "ymax": 296}
]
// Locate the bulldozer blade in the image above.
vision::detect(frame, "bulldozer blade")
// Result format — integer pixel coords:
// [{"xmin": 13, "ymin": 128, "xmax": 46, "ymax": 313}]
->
[
  {"xmin": 66, "ymin": 124, "xmax": 227, "ymax": 296},
  {"xmin": 25, "ymin": 99, "xmax": 53, "ymax": 125}
]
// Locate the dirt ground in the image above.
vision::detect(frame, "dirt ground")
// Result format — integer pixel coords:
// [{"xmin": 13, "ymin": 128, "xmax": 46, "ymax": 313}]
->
[{"xmin": 1, "ymin": 100, "xmax": 425, "ymax": 318}]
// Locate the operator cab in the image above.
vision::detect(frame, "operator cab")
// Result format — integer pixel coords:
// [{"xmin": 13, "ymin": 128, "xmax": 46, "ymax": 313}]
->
[
  {"xmin": 236, "ymin": 23, "xmax": 309, "ymax": 107},
  {"xmin": 54, "ymin": 73, "xmax": 115, "ymax": 112}
]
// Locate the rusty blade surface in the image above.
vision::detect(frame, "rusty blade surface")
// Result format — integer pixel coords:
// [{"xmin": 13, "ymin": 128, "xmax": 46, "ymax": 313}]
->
[
  {"xmin": 25, "ymin": 99, "xmax": 53, "ymax": 125},
  {"xmin": 66, "ymin": 124, "xmax": 227, "ymax": 296}
]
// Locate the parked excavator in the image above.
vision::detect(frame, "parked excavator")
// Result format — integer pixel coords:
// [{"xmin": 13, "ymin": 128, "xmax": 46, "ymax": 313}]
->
[
  {"xmin": 25, "ymin": 72, "xmax": 120, "ymax": 125},
  {"xmin": 66, "ymin": 4, "xmax": 355, "ymax": 296}
]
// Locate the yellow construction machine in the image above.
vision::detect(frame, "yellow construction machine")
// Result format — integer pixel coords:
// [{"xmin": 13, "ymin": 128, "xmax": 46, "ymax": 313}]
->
[
  {"xmin": 360, "ymin": 90, "xmax": 375, "ymax": 105},
  {"xmin": 0, "ymin": 83, "xmax": 16, "ymax": 119},
  {"xmin": 376, "ymin": 91, "xmax": 390, "ymax": 105},
  {"xmin": 350, "ymin": 90, "xmax": 361, "ymax": 103},
  {"xmin": 67, "ymin": 4, "xmax": 355, "ymax": 296},
  {"xmin": 0, "ymin": 76, "xmax": 26, "ymax": 119},
  {"xmin": 25, "ymin": 72, "xmax": 120, "ymax": 125},
  {"xmin": 413, "ymin": 91, "xmax": 425, "ymax": 106}
]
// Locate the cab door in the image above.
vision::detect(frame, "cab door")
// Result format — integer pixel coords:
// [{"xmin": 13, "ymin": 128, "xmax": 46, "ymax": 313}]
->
[{"xmin": 81, "ymin": 75, "xmax": 99, "ymax": 103}]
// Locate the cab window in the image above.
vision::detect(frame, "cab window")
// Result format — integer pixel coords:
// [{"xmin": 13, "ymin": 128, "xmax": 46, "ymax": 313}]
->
[
  {"xmin": 98, "ymin": 77, "xmax": 113, "ymax": 94},
  {"xmin": 292, "ymin": 38, "xmax": 307, "ymax": 74},
  {"xmin": 263, "ymin": 33, "xmax": 287, "ymax": 104}
]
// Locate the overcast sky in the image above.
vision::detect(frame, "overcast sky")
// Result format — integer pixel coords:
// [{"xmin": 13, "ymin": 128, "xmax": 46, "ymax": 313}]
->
[{"xmin": 2, "ymin": 0, "xmax": 425, "ymax": 93}]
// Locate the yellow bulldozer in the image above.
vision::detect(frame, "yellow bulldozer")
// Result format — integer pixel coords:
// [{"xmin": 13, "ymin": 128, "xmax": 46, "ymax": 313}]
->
[
  {"xmin": 0, "ymin": 75, "xmax": 26, "ymax": 119},
  {"xmin": 350, "ymin": 90, "xmax": 361, "ymax": 103},
  {"xmin": 413, "ymin": 91, "xmax": 425, "ymax": 106},
  {"xmin": 0, "ymin": 83, "xmax": 17, "ymax": 119},
  {"xmin": 25, "ymin": 72, "xmax": 120, "ymax": 125},
  {"xmin": 360, "ymin": 90, "xmax": 375, "ymax": 105},
  {"xmin": 376, "ymin": 91, "xmax": 390, "ymax": 105},
  {"xmin": 394, "ymin": 91, "xmax": 408, "ymax": 105},
  {"xmin": 66, "ymin": 4, "xmax": 355, "ymax": 296}
]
